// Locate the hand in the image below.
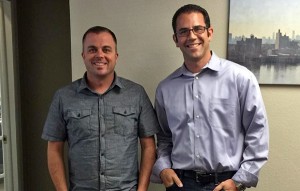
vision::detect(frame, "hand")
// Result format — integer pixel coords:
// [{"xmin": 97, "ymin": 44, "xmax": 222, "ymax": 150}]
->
[
  {"xmin": 213, "ymin": 179, "xmax": 237, "ymax": 191},
  {"xmin": 160, "ymin": 168, "xmax": 183, "ymax": 188}
]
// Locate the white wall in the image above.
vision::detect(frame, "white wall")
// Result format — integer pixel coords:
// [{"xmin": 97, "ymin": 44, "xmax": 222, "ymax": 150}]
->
[
  {"xmin": 70, "ymin": 1, "xmax": 300, "ymax": 190},
  {"xmin": 69, "ymin": 0, "xmax": 228, "ymax": 102}
]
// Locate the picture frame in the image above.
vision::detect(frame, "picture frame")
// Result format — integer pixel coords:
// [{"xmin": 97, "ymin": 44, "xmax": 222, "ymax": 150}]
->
[{"xmin": 227, "ymin": 0, "xmax": 300, "ymax": 85}]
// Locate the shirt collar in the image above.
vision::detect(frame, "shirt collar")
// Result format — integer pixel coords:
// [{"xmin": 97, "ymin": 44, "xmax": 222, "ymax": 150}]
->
[
  {"xmin": 113, "ymin": 73, "xmax": 124, "ymax": 88},
  {"xmin": 206, "ymin": 51, "xmax": 222, "ymax": 72},
  {"xmin": 172, "ymin": 51, "xmax": 221, "ymax": 78},
  {"xmin": 77, "ymin": 72, "xmax": 123, "ymax": 93},
  {"xmin": 77, "ymin": 73, "xmax": 89, "ymax": 92}
]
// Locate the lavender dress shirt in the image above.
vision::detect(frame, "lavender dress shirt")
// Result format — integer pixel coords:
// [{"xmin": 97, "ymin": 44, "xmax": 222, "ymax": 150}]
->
[{"xmin": 151, "ymin": 52, "xmax": 269, "ymax": 187}]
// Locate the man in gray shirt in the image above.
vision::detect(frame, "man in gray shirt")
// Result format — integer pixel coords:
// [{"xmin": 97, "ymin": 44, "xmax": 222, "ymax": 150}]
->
[{"xmin": 42, "ymin": 26, "xmax": 159, "ymax": 191}]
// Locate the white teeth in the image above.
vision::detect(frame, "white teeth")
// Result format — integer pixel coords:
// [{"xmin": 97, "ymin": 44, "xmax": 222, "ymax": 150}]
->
[
  {"xmin": 94, "ymin": 62, "xmax": 105, "ymax": 66},
  {"xmin": 187, "ymin": 43, "xmax": 201, "ymax": 48}
]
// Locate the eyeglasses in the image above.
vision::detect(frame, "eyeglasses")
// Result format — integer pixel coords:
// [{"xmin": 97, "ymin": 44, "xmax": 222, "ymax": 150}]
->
[{"xmin": 176, "ymin": 25, "xmax": 208, "ymax": 37}]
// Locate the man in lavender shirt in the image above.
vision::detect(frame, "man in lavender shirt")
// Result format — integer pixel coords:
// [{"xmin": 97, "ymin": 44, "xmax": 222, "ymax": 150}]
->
[{"xmin": 151, "ymin": 4, "xmax": 269, "ymax": 191}]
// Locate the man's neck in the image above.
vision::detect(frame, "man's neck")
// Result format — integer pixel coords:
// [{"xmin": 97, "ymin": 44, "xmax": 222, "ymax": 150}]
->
[
  {"xmin": 184, "ymin": 51, "xmax": 212, "ymax": 73},
  {"xmin": 86, "ymin": 73, "xmax": 114, "ymax": 94}
]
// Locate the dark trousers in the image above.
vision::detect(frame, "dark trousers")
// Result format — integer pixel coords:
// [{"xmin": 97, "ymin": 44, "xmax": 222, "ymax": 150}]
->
[{"xmin": 166, "ymin": 170, "xmax": 236, "ymax": 191}]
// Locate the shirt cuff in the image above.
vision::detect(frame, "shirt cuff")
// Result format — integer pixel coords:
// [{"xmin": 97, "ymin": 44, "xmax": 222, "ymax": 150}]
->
[
  {"xmin": 232, "ymin": 168, "xmax": 258, "ymax": 187},
  {"xmin": 150, "ymin": 155, "xmax": 172, "ymax": 183}
]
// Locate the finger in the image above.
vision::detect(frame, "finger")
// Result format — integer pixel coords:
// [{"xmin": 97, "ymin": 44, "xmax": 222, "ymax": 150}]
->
[
  {"xmin": 161, "ymin": 169, "xmax": 176, "ymax": 187},
  {"xmin": 213, "ymin": 184, "xmax": 223, "ymax": 191},
  {"xmin": 172, "ymin": 174, "xmax": 183, "ymax": 187},
  {"xmin": 162, "ymin": 178, "xmax": 174, "ymax": 188}
]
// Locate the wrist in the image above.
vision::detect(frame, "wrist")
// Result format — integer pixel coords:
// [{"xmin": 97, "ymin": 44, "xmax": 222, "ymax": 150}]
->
[{"xmin": 233, "ymin": 180, "xmax": 247, "ymax": 191}]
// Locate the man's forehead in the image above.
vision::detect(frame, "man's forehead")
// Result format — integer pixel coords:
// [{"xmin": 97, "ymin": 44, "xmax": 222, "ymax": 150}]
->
[
  {"xmin": 84, "ymin": 33, "xmax": 115, "ymax": 46},
  {"xmin": 85, "ymin": 32, "xmax": 114, "ymax": 42},
  {"xmin": 176, "ymin": 12, "xmax": 205, "ymax": 26}
]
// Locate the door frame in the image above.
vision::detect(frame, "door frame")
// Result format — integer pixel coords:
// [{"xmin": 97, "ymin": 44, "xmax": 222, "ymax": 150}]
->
[{"xmin": 0, "ymin": 0, "xmax": 21, "ymax": 190}]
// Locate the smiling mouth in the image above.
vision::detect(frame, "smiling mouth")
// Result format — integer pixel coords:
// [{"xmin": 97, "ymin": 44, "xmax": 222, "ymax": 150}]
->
[
  {"xmin": 186, "ymin": 43, "xmax": 201, "ymax": 48},
  {"xmin": 93, "ymin": 61, "xmax": 106, "ymax": 66}
]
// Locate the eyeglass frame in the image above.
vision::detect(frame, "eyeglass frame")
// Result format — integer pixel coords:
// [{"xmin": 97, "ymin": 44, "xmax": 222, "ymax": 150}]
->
[{"xmin": 175, "ymin": 25, "xmax": 208, "ymax": 37}]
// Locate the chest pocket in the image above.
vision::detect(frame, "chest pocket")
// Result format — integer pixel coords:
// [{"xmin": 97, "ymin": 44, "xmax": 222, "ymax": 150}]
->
[
  {"xmin": 113, "ymin": 106, "xmax": 138, "ymax": 136},
  {"xmin": 66, "ymin": 109, "xmax": 92, "ymax": 138},
  {"xmin": 209, "ymin": 99, "xmax": 235, "ymax": 129}
]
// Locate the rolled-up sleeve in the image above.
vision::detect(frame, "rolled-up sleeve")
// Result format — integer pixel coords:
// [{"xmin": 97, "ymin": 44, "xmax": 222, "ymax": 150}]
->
[{"xmin": 41, "ymin": 90, "xmax": 66, "ymax": 141}]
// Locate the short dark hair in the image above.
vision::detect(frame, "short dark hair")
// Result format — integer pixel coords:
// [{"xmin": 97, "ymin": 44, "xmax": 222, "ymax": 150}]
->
[
  {"xmin": 172, "ymin": 4, "xmax": 211, "ymax": 34},
  {"xmin": 82, "ymin": 26, "xmax": 117, "ymax": 46}
]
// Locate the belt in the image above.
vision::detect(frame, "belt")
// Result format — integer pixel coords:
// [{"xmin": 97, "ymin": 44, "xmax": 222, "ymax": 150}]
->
[{"xmin": 174, "ymin": 169, "xmax": 236, "ymax": 184}]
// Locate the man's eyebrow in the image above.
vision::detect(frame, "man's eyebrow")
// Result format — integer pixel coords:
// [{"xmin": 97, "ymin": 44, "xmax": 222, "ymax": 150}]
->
[
  {"xmin": 102, "ymin": 45, "xmax": 112, "ymax": 49},
  {"xmin": 87, "ymin": 45, "xmax": 97, "ymax": 49},
  {"xmin": 178, "ymin": 27, "xmax": 189, "ymax": 30}
]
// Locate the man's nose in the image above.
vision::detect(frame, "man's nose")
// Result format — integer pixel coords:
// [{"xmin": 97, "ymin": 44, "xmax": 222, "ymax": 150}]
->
[
  {"xmin": 187, "ymin": 29, "xmax": 197, "ymax": 38},
  {"xmin": 95, "ymin": 50, "xmax": 104, "ymax": 57}
]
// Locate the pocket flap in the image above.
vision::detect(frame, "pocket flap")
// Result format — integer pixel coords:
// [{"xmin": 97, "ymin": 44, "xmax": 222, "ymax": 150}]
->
[
  {"xmin": 113, "ymin": 107, "xmax": 135, "ymax": 116},
  {"xmin": 67, "ymin": 109, "xmax": 91, "ymax": 119}
]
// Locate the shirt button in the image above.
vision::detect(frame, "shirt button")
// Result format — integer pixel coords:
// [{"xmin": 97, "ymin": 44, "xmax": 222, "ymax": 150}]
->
[
  {"xmin": 196, "ymin": 134, "xmax": 200, "ymax": 138},
  {"xmin": 196, "ymin": 154, "xmax": 200, "ymax": 158},
  {"xmin": 196, "ymin": 115, "xmax": 200, "ymax": 118},
  {"xmin": 195, "ymin": 76, "xmax": 199, "ymax": 80}
]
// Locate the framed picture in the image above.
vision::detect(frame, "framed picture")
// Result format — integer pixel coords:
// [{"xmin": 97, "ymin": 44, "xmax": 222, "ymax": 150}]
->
[{"xmin": 227, "ymin": 0, "xmax": 300, "ymax": 85}]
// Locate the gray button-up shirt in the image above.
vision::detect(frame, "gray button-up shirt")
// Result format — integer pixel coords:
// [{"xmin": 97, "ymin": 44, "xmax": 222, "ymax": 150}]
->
[{"xmin": 42, "ymin": 73, "xmax": 159, "ymax": 191}]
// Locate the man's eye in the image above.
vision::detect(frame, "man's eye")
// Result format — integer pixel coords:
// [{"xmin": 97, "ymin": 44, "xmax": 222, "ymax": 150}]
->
[
  {"xmin": 179, "ymin": 29, "xmax": 188, "ymax": 35},
  {"xmin": 194, "ymin": 26, "xmax": 203, "ymax": 32},
  {"xmin": 103, "ymin": 48, "xmax": 111, "ymax": 53},
  {"xmin": 88, "ymin": 48, "xmax": 97, "ymax": 53}
]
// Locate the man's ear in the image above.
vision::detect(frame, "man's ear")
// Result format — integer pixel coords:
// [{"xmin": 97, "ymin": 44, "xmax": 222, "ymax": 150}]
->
[
  {"xmin": 173, "ymin": 34, "xmax": 179, "ymax": 47},
  {"xmin": 207, "ymin": 27, "xmax": 213, "ymax": 42}
]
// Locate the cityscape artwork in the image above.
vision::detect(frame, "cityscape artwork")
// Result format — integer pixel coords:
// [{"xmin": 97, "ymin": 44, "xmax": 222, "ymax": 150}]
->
[{"xmin": 227, "ymin": 0, "xmax": 300, "ymax": 85}]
